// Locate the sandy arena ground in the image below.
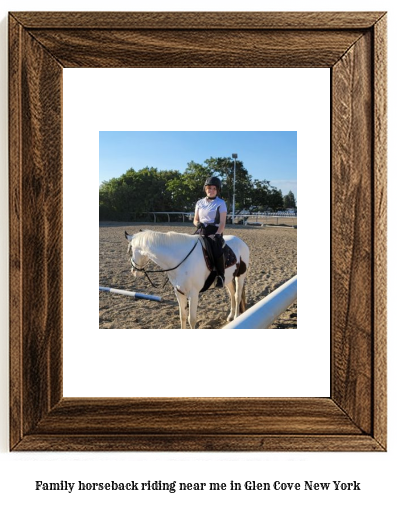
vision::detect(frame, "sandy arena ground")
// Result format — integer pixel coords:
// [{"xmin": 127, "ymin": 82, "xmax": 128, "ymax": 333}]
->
[{"xmin": 99, "ymin": 223, "xmax": 297, "ymax": 329}]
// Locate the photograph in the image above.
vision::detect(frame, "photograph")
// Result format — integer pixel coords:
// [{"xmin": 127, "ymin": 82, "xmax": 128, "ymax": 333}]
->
[{"xmin": 99, "ymin": 131, "xmax": 297, "ymax": 330}]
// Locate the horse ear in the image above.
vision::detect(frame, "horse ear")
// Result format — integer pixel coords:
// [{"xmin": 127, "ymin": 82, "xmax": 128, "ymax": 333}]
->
[{"xmin": 125, "ymin": 231, "xmax": 133, "ymax": 242}]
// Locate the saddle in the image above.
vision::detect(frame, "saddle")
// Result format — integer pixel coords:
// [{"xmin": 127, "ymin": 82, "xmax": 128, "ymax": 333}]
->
[{"xmin": 197, "ymin": 236, "xmax": 238, "ymax": 293}]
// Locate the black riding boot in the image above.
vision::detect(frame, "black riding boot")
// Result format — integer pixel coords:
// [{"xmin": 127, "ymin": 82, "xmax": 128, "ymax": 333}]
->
[{"xmin": 214, "ymin": 254, "xmax": 225, "ymax": 288}]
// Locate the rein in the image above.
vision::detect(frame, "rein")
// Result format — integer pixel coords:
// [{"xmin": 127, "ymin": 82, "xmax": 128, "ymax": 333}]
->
[{"xmin": 130, "ymin": 239, "xmax": 199, "ymax": 288}]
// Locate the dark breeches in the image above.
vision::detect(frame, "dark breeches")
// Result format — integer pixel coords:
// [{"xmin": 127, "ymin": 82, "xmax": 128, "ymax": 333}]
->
[{"xmin": 202, "ymin": 224, "xmax": 224, "ymax": 258}]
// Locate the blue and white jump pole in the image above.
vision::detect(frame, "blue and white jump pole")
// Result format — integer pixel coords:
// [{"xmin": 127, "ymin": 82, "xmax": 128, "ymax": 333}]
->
[{"xmin": 99, "ymin": 287, "xmax": 162, "ymax": 302}]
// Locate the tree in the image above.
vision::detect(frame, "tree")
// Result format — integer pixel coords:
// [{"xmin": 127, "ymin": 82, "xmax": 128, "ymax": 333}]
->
[
  {"xmin": 99, "ymin": 167, "xmax": 181, "ymax": 219},
  {"xmin": 165, "ymin": 161, "xmax": 212, "ymax": 210},
  {"xmin": 99, "ymin": 157, "xmax": 294, "ymax": 220},
  {"xmin": 283, "ymin": 190, "xmax": 296, "ymax": 209},
  {"xmin": 250, "ymin": 179, "xmax": 271, "ymax": 210},
  {"xmin": 267, "ymin": 187, "xmax": 284, "ymax": 211}
]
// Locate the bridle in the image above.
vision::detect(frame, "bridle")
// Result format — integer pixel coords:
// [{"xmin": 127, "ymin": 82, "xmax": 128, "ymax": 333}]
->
[{"xmin": 129, "ymin": 240, "xmax": 199, "ymax": 288}]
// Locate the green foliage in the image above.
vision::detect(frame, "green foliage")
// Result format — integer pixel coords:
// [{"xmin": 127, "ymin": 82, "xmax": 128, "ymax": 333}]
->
[
  {"xmin": 166, "ymin": 161, "xmax": 212, "ymax": 210},
  {"xmin": 283, "ymin": 190, "xmax": 297, "ymax": 209},
  {"xmin": 99, "ymin": 158, "xmax": 295, "ymax": 220}
]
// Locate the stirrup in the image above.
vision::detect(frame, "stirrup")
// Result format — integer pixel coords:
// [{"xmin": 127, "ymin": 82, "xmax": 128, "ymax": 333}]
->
[{"xmin": 215, "ymin": 275, "xmax": 225, "ymax": 288}]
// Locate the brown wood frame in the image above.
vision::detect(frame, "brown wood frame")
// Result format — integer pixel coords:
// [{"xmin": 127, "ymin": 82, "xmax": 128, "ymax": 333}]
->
[{"xmin": 9, "ymin": 11, "xmax": 387, "ymax": 452}]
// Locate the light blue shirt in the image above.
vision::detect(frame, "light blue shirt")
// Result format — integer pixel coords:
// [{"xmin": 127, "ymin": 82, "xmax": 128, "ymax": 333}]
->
[{"xmin": 195, "ymin": 196, "xmax": 227, "ymax": 225}]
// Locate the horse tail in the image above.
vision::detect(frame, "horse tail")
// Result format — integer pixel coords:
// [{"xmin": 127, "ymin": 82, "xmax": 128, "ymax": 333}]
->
[{"xmin": 239, "ymin": 285, "xmax": 247, "ymax": 314}]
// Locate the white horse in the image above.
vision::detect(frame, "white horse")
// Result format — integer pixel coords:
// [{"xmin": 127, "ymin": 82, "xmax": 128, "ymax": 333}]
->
[{"xmin": 125, "ymin": 230, "xmax": 249, "ymax": 329}]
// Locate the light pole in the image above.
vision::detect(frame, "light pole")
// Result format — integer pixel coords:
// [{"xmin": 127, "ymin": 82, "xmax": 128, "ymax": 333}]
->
[{"xmin": 232, "ymin": 153, "xmax": 238, "ymax": 224}]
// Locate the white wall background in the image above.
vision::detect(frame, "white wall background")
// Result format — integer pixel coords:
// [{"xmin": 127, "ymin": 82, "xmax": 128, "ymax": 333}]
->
[
  {"xmin": 0, "ymin": 1, "xmax": 395, "ymax": 507},
  {"xmin": 63, "ymin": 67, "xmax": 330, "ymax": 398}
]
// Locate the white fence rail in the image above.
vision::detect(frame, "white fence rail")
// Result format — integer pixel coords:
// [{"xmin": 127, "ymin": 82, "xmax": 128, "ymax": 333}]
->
[
  {"xmin": 147, "ymin": 211, "xmax": 297, "ymax": 227},
  {"xmin": 149, "ymin": 212, "xmax": 192, "ymax": 222},
  {"xmin": 240, "ymin": 214, "xmax": 297, "ymax": 227},
  {"xmin": 223, "ymin": 275, "xmax": 297, "ymax": 329}
]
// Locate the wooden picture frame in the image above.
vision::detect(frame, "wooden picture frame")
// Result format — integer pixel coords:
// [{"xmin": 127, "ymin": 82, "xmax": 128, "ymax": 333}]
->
[{"xmin": 9, "ymin": 11, "xmax": 387, "ymax": 451}]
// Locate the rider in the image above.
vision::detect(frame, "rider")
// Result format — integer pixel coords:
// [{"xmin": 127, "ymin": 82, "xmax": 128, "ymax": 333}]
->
[{"xmin": 193, "ymin": 176, "xmax": 227, "ymax": 288}]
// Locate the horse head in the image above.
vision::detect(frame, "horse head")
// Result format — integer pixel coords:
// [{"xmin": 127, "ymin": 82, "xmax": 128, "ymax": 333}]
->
[{"xmin": 125, "ymin": 231, "xmax": 148, "ymax": 278}]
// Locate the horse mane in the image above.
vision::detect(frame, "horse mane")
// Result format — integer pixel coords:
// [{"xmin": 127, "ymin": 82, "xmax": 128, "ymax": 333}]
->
[{"xmin": 133, "ymin": 230, "xmax": 195, "ymax": 251}]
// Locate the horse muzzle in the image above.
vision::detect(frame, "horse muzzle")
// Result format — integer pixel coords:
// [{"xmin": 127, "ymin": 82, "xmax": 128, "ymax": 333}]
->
[{"xmin": 131, "ymin": 267, "xmax": 144, "ymax": 278}]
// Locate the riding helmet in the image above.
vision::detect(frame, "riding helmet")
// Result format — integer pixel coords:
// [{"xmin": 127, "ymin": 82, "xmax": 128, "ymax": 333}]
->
[{"xmin": 203, "ymin": 176, "xmax": 222, "ymax": 194}]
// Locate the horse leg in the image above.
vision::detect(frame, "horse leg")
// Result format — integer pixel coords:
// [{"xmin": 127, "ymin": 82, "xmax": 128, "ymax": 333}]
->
[
  {"xmin": 175, "ymin": 290, "xmax": 188, "ymax": 329},
  {"xmin": 226, "ymin": 280, "xmax": 236, "ymax": 321},
  {"xmin": 234, "ymin": 274, "xmax": 246, "ymax": 319},
  {"xmin": 188, "ymin": 291, "xmax": 199, "ymax": 329}
]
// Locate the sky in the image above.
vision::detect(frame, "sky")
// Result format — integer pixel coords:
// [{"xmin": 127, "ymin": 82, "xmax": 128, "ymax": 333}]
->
[{"xmin": 99, "ymin": 131, "xmax": 297, "ymax": 198}]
